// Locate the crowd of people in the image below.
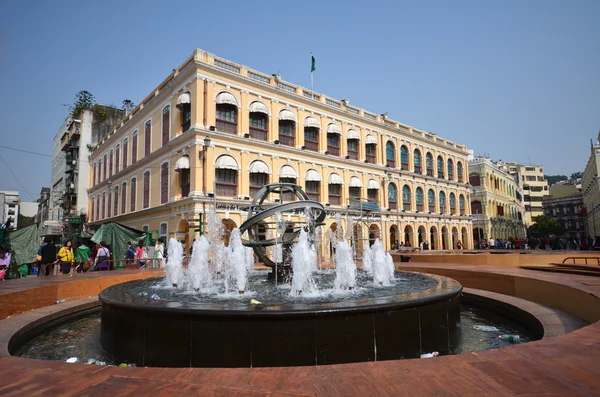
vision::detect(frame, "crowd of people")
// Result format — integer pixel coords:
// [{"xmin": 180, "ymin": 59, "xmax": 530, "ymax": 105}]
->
[{"xmin": 475, "ymin": 236, "xmax": 594, "ymax": 250}]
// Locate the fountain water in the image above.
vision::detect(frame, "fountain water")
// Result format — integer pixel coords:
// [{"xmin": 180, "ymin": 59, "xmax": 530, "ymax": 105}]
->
[
  {"xmin": 362, "ymin": 243, "xmax": 373, "ymax": 273},
  {"xmin": 334, "ymin": 241, "xmax": 356, "ymax": 291},
  {"xmin": 165, "ymin": 238, "xmax": 184, "ymax": 287},
  {"xmin": 207, "ymin": 207, "xmax": 226, "ymax": 275},
  {"xmin": 188, "ymin": 236, "xmax": 212, "ymax": 292},
  {"xmin": 370, "ymin": 239, "xmax": 395, "ymax": 286},
  {"xmin": 224, "ymin": 228, "xmax": 248, "ymax": 294},
  {"xmin": 290, "ymin": 229, "xmax": 317, "ymax": 296}
]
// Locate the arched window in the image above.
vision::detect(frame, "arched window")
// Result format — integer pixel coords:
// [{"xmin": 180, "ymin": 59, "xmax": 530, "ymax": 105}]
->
[
  {"xmin": 416, "ymin": 187, "xmax": 424, "ymax": 211},
  {"xmin": 449, "ymin": 193, "xmax": 456, "ymax": 214},
  {"xmin": 279, "ymin": 165, "xmax": 298, "ymax": 201},
  {"xmin": 471, "ymin": 200, "xmax": 482, "ymax": 214},
  {"xmin": 365, "ymin": 135, "xmax": 377, "ymax": 163},
  {"xmin": 348, "ymin": 176, "xmax": 362, "ymax": 207},
  {"xmin": 132, "ymin": 131, "xmax": 138, "ymax": 164},
  {"xmin": 249, "ymin": 160, "xmax": 270, "ymax": 198},
  {"xmin": 347, "ymin": 129, "xmax": 360, "ymax": 160},
  {"xmin": 304, "ymin": 117, "xmax": 320, "ymax": 152},
  {"xmin": 90, "ymin": 197, "xmax": 94, "ymax": 222},
  {"xmin": 447, "ymin": 159, "xmax": 454, "ymax": 179},
  {"xmin": 177, "ymin": 91, "xmax": 191, "ymax": 132},
  {"xmin": 92, "ymin": 162, "xmax": 97, "ymax": 186},
  {"xmin": 426, "ymin": 153, "xmax": 434, "ymax": 176},
  {"xmin": 160, "ymin": 163, "xmax": 169, "ymax": 204},
  {"xmin": 278, "ymin": 110, "xmax": 296, "ymax": 147},
  {"xmin": 115, "ymin": 144, "xmax": 120, "ymax": 174},
  {"xmin": 388, "ymin": 183, "xmax": 397, "ymax": 210},
  {"xmin": 437, "ymin": 156, "xmax": 444, "ymax": 178},
  {"xmin": 107, "ymin": 190, "xmax": 112, "ymax": 218},
  {"xmin": 144, "ymin": 121, "xmax": 151, "ymax": 156},
  {"xmin": 216, "ymin": 92, "xmax": 238, "ymax": 134},
  {"xmin": 413, "ymin": 149, "xmax": 422, "ymax": 173},
  {"xmin": 113, "ymin": 186, "xmax": 119, "ymax": 216},
  {"xmin": 459, "ymin": 194, "xmax": 465, "ymax": 215},
  {"xmin": 162, "ymin": 105, "xmax": 170, "ymax": 146},
  {"xmin": 469, "ymin": 173, "xmax": 481, "ymax": 186},
  {"xmin": 457, "ymin": 161, "xmax": 463, "ymax": 182},
  {"xmin": 402, "ymin": 185, "xmax": 411, "ymax": 210},
  {"xmin": 386, "ymin": 141, "xmax": 395, "ymax": 168},
  {"xmin": 367, "ymin": 179, "xmax": 379, "ymax": 204},
  {"xmin": 439, "ymin": 191, "xmax": 446, "ymax": 213},
  {"xmin": 326, "ymin": 124, "xmax": 341, "ymax": 156},
  {"xmin": 328, "ymin": 173, "xmax": 343, "ymax": 205},
  {"xmin": 143, "ymin": 171, "xmax": 150, "ymax": 209},
  {"xmin": 96, "ymin": 195, "xmax": 100, "ymax": 220},
  {"xmin": 400, "ymin": 145, "xmax": 409, "ymax": 170},
  {"xmin": 249, "ymin": 102, "xmax": 268, "ymax": 141},
  {"xmin": 102, "ymin": 193, "xmax": 106, "ymax": 219},
  {"xmin": 121, "ymin": 182, "xmax": 127, "ymax": 214},
  {"xmin": 109, "ymin": 150, "xmax": 113, "ymax": 178},
  {"xmin": 215, "ymin": 155, "xmax": 238, "ymax": 197},
  {"xmin": 428, "ymin": 189, "xmax": 435, "ymax": 212},
  {"xmin": 305, "ymin": 169, "xmax": 321, "ymax": 201},
  {"xmin": 130, "ymin": 177, "xmax": 137, "ymax": 212},
  {"xmin": 122, "ymin": 138, "xmax": 128, "ymax": 169},
  {"xmin": 103, "ymin": 154, "xmax": 107, "ymax": 181}
]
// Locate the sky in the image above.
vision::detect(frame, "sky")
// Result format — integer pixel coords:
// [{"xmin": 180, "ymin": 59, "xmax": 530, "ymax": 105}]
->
[{"xmin": 0, "ymin": 0, "xmax": 598, "ymax": 201}]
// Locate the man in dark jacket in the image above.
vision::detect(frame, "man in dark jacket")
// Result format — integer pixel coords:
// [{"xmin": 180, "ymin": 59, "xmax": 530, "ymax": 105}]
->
[{"xmin": 40, "ymin": 237, "xmax": 57, "ymax": 276}]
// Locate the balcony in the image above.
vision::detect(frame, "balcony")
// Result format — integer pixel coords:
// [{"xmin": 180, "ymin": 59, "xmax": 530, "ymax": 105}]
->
[
  {"xmin": 327, "ymin": 145, "xmax": 340, "ymax": 156},
  {"xmin": 387, "ymin": 160, "xmax": 396, "ymax": 168},
  {"xmin": 304, "ymin": 140, "xmax": 319, "ymax": 152},
  {"xmin": 216, "ymin": 183, "xmax": 237, "ymax": 197},
  {"xmin": 347, "ymin": 149, "xmax": 358, "ymax": 160},
  {"xmin": 329, "ymin": 195, "xmax": 341, "ymax": 206},
  {"xmin": 401, "ymin": 162, "xmax": 409, "ymax": 171},
  {"xmin": 249, "ymin": 127, "xmax": 267, "ymax": 141},
  {"xmin": 279, "ymin": 135, "xmax": 295, "ymax": 147},
  {"xmin": 216, "ymin": 119, "xmax": 237, "ymax": 134},
  {"xmin": 366, "ymin": 154, "xmax": 376, "ymax": 164},
  {"xmin": 414, "ymin": 166, "xmax": 422, "ymax": 174}
]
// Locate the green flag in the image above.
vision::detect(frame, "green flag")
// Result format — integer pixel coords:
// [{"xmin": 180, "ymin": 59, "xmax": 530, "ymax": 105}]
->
[{"xmin": 311, "ymin": 54, "xmax": 316, "ymax": 72}]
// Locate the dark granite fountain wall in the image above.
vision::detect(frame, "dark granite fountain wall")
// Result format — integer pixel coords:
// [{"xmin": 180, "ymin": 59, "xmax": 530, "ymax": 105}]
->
[{"xmin": 100, "ymin": 273, "xmax": 462, "ymax": 367}]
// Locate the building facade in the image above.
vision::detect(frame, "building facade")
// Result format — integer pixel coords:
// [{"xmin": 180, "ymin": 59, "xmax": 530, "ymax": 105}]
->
[
  {"xmin": 87, "ymin": 49, "xmax": 473, "ymax": 254},
  {"xmin": 468, "ymin": 157, "xmax": 526, "ymax": 242},
  {"xmin": 503, "ymin": 162, "xmax": 549, "ymax": 226},
  {"xmin": 542, "ymin": 193, "xmax": 585, "ymax": 238},
  {"xmin": 0, "ymin": 191, "xmax": 20, "ymax": 230},
  {"xmin": 582, "ymin": 135, "xmax": 600, "ymax": 237},
  {"xmin": 52, "ymin": 106, "xmax": 124, "ymax": 240}
]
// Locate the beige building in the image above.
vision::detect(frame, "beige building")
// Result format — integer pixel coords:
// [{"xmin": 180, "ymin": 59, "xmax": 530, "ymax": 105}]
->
[
  {"xmin": 503, "ymin": 162, "xmax": 549, "ymax": 226},
  {"xmin": 468, "ymin": 157, "xmax": 526, "ymax": 242},
  {"xmin": 87, "ymin": 49, "xmax": 473, "ymax": 254},
  {"xmin": 583, "ymin": 136, "xmax": 600, "ymax": 237}
]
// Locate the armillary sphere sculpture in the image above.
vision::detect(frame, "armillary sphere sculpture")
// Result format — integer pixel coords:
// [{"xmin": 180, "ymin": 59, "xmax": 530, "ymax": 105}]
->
[{"xmin": 239, "ymin": 183, "xmax": 326, "ymax": 282}]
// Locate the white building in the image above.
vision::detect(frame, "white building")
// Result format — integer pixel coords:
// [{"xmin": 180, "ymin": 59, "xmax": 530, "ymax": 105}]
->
[{"xmin": 0, "ymin": 191, "xmax": 20, "ymax": 229}]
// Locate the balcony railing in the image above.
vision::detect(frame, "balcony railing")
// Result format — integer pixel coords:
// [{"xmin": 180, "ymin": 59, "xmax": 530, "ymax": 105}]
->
[
  {"xmin": 329, "ymin": 195, "xmax": 341, "ymax": 206},
  {"xmin": 403, "ymin": 202, "xmax": 411, "ymax": 210},
  {"xmin": 438, "ymin": 172, "xmax": 445, "ymax": 179},
  {"xmin": 366, "ymin": 154, "xmax": 376, "ymax": 164},
  {"xmin": 307, "ymin": 192, "xmax": 320, "ymax": 201},
  {"xmin": 387, "ymin": 160, "xmax": 396, "ymax": 168},
  {"xmin": 327, "ymin": 145, "xmax": 340, "ymax": 156},
  {"xmin": 348, "ymin": 150, "xmax": 358, "ymax": 160},
  {"xmin": 216, "ymin": 183, "xmax": 237, "ymax": 197},
  {"xmin": 249, "ymin": 127, "xmax": 267, "ymax": 141},
  {"xmin": 417, "ymin": 204, "xmax": 424, "ymax": 212},
  {"xmin": 427, "ymin": 169, "xmax": 434, "ymax": 177},
  {"xmin": 389, "ymin": 201, "xmax": 397, "ymax": 210},
  {"xmin": 250, "ymin": 186, "xmax": 261, "ymax": 198},
  {"xmin": 401, "ymin": 162, "xmax": 409, "ymax": 171},
  {"xmin": 279, "ymin": 134, "xmax": 294, "ymax": 147},
  {"xmin": 414, "ymin": 166, "xmax": 422, "ymax": 174},
  {"xmin": 216, "ymin": 119, "xmax": 237, "ymax": 134},
  {"xmin": 304, "ymin": 140, "xmax": 319, "ymax": 152}
]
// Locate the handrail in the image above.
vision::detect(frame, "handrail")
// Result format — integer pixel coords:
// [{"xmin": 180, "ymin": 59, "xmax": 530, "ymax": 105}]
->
[{"xmin": 561, "ymin": 257, "xmax": 600, "ymax": 265}]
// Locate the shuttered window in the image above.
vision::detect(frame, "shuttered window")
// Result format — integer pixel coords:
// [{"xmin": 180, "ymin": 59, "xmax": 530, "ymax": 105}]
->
[
  {"xmin": 131, "ymin": 178, "xmax": 137, "ymax": 212},
  {"xmin": 162, "ymin": 106, "xmax": 170, "ymax": 146},
  {"xmin": 90, "ymin": 197, "xmax": 94, "ymax": 222},
  {"xmin": 107, "ymin": 192, "xmax": 111, "ymax": 218},
  {"xmin": 143, "ymin": 172, "xmax": 150, "ymax": 208},
  {"xmin": 109, "ymin": 150, "xmax": 113, "ymax": 178},
  {"xmin": 132, "ymin": 131, "xmax": 138, "ymax": 163},
  {"xmin": 161, "ymin": 163, "xmax": 169, "ymax": 204},
  {"xmin": 121, "ymin": 182, "xmax": 127, "ymax": 214},
  {"xmin": 101, "ymin": 194, "xmax": 105, "ymax": 219},
  {"xmin": 145, "ymin": 121, "xmax": 151, "ymax": 156},
  {"xmin": 123, "ymin": 139, "xmax": 128, "ymax": 169},
  {"xmin": 113, "ymin": 187, "xmax": 119, "ymax": 216},
  {"xmin": 115, "ymin": 145, "xmax": 120, "ymax": 173}
]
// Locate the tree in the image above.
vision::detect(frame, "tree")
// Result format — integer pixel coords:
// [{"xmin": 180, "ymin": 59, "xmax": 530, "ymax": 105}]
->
[
  {"xmin": 122, "ymin": 99, "xmax": 135, "ymax": 110},
  {"xmin": 528, "ymin": 215, "xmax": 565, "ymax": 237},
  {"xmin": 544, "ymin": 175, "xmax": 568, "ymax": 185},
  {"xmin": 17, "ymin": 213, "xmax": 36, "ymax": 229},
  {"xmin": 570, "ymin": 172, "xmax": 582, "ymax": 181},
  {"xmin": 72, "ymin": 90, "xmax": 96, "ymax": 116}
]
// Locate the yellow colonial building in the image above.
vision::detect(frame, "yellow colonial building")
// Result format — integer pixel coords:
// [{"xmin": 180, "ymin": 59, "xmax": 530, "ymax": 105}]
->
[
  {"xmin": 468, "ymin": 157, "xmax": 526, "ymax": 242},
  {"xmin": 87, "ymin": 49, "xmax": 473, "ymax": 254}
]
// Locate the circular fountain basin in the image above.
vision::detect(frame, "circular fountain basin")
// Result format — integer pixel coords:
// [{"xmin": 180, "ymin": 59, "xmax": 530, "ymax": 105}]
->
[{"xmin": 99, "ymin": 271, "xmax": 462, "ymax": 367}]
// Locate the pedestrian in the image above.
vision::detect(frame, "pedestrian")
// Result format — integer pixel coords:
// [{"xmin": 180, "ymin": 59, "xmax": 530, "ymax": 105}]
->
[
  {"xmin": 457, "ymin": 240, "xmax": 463, "ymax": 250},
  {"xmin": 95, "ymin": 241, "xmax": 111, "ymax": 271},
  {"xmin": 57, "ymin": 240, "xmax": 75, "ymax": 274},
  {"xmin": 0, "ymin": 245, "xmax": 11, "ymax": 280},
  {"xmin": 136, "ymin": 240, "xmax": 147, "ymax": 268},
  {"xmin": 124, "ymin": 242, "xmax": 136, "ymax": 265},
  {"xmin": 155, "ymin": 238, "xmax": 165, "ymax": 268},
  {"xmin": 40, "ymin": 237, "xmax": 57, "ymax": 276},
  {"xmin": 75, "ymin": 242, "xmax": 91, "ymax": 272}
]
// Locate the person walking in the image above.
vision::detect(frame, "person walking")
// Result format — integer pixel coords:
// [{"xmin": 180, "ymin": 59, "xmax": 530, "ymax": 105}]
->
[
  {"xmin": 95, "ymin": 241, "xmax": 111, "ymax": 271},
  {"xmin": 57, "ymin": 240, "xmax": 75, "ymax": 274},
  {"xmin": 75, "ymin": 242, "xmax": 91, "ymax": 272},
  {"xmin": 136, "ymin": 240, "xmax": 147, "ymax": 268},
  {"xmin": 39, "ymin": 238, "xmax": 57, "ymax": 276},
  {"xmin": 155, "ymin": 238, "xmax": 165, "ymax": 268},
  {"xmin": 124, "ymin": 242, "xmax": 136, "ymax": 265}
]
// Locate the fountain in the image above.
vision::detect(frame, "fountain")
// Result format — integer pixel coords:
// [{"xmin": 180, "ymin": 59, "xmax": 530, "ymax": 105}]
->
[{"xmin": 100, "ymin": 183, "xmax": 462, "ymax": 367}]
